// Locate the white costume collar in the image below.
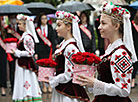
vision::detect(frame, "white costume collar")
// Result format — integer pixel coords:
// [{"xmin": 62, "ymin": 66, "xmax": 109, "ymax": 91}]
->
[
  {"xmin": 55, "ymin": 38, "xmax": 76, "ymax": 55},
  {"xmin": 103, "ymin": 38, "xmax": 124, "ymax": 57}
]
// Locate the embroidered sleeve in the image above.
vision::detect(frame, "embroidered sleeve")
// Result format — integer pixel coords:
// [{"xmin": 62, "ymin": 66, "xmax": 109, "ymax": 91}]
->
[
  {"xmin": 49, "ymin": 44, "xmax": 79, "ymax": 88},
  {"xmin": 64, "ymin": 44, "xmax": 79, "ymax": 80},
  {"xmin": 23, "ymin": 35, "xmax": 35, "ymax": 55},
  {"xmin": 110, "ymin": 49, "xmax": 133, "ymax": 95},
  {"xmin": 14, "ymin": 35, "xmax": 35, "ymax": 58},
  {"xmin": 90, "ymin": 49, "xmax": 133, "ymax": 97}
]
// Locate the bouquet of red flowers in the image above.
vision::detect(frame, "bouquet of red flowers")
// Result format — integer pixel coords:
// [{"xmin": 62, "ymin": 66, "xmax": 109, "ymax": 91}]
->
[
  {"xmin": 36, "ymin": 58, "xmax": 58, "ymax": 68},
  {"xmin": 36, "ymin": 58, "xmax": 57, "ymax": 82},
  {"xmin": 3, "ymin": 38, "xmax": 18, "ymax": 43},
  {"xmin": 71, "ymin": 52, "xmax": 101, "ymax": 84},
  {"xmin": 72, "ymin": 52, "xmax": 101, "ymax": 66},
  {"xmin": 4, "ymin": 38, "xmax": 18, "ymax": 54}
]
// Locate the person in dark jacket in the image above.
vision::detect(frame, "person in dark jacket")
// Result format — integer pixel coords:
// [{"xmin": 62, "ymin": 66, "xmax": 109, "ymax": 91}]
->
[
  {"xmin": 79, "ymin": 11, "xmax": 96, "ymax": 53},
  {"xmin": 35, "ymin": 13, "xmax": 57, "ymax": 93}
]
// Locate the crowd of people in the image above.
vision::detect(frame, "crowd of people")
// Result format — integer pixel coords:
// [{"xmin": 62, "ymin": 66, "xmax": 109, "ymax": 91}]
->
[{"xmin": 0, "ymin": 2, "xmax": 138, "ymax": 102}]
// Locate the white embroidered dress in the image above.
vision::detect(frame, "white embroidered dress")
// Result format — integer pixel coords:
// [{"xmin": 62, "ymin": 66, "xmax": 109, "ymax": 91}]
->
[
  {"xmin": 49, "ymin": 38, "xmax": 82, "ymax": 102},
  {"xmin": 88, "ymin": 39, "xmax": 133, "ymax": 97},
  {"xmin": 12, "ymin": 33, "xmax": 42, "ymax": 102}
]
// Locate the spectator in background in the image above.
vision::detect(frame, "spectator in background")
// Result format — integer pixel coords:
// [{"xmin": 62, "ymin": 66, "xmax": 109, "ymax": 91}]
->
[
  {"xmin": 79, "ymin": 11, "xmax": 96, "ymax": 53},
  {"xmin": 130, "ymin": 9, "xmax": 138, "ymax": 88},
  {"xmin": 35, "ymin": 13, "xmax": 57, "ymax": 93},
  {"xmin": 5, "ymin": 15, "xmax": 23, "ymax": 94},
  {"xmin": 0, "ymin": 18, "xmax": 7, "ymax": 96}
]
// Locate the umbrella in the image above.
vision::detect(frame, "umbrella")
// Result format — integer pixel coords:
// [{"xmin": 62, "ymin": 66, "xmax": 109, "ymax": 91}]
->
[
  {"xmin": 24, "ymin": 2, "xmax": 57, "ymax": 15},
  {"xmin": 83, "ymin": 0, "xmax": 128, "ymax": 5},
  {"xmin": 0, "ymin": 4, "xmax": 31, "ymax": 15},
  {"xmin": 0, "ymin": 0, "xmax": 24, "ymax": 6},
  {"xmin": 129, "ymin": 1, "xmax": 138, "ymax": 9},
  {"xmin": 57, "ymin": 1, "xmax": 95, "ymax": 13}
]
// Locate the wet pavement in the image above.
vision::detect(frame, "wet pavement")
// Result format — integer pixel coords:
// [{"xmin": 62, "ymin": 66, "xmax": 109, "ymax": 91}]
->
[{"xmin": 0, "ymin": 76, "xmax": 138, "ymax": 102}]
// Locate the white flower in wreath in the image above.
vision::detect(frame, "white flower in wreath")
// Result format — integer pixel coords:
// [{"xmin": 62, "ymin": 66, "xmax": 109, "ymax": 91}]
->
[{"xmin": 106, "ymin": 3, "xmax": 114, "ymax": 13}]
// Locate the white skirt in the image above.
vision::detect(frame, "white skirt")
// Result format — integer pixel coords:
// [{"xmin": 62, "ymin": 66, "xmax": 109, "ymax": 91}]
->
[
  {"xmin": 51, "ymin": 88, "xmax": 81, "ymax": 102},
  {"xmin": 12, "ymin": 60, "xmax": 42, "ymax": 101}
]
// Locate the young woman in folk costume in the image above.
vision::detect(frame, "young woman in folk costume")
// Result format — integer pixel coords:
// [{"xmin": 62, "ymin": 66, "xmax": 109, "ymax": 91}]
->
[
  {"xmin": 11, "ymin": 14, "xmax": 42, "ymax": 102},
  {"xmin": 77, "ymin": 2, "xmax": 137, "ymax": 102},
  {"xmin": 35, "ymin": 13, "xmax": 56, "ymax": 93},
  {"xmin": 48, "ymin": 11, "xmax": 90, "ymax": 102}
]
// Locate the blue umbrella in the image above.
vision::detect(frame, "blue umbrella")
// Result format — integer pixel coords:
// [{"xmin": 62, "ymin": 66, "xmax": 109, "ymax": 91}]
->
[{"xmin": 129, "ymin": 1, "xmax": 138, "ymax": 9}]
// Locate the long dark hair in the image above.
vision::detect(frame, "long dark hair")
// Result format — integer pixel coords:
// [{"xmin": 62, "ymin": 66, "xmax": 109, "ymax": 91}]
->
[
  {"xmin": 36, "ymin": 13, "xmax": 47, "ymax": 27},
  {"xmin": 79, "ymin": 11, "xmax": 90, "ymax": 24}
]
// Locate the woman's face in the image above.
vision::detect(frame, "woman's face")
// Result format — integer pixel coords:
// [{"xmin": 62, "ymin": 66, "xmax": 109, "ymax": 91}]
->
[
  {"xmin": 80, "ymin": 13, "xmax": 87, "ymax": 23},
  {"xmin": 18, "ymin": 20, "xmax": 25, "ymax": 32},
  {"xmin": 98, "ymin": 14, "xmax": 115, "ymax": 39},
  {"xmin": 41, "ymin": 15, "xmax": 47, "ymax": 25},
  {"xmin": 56, "ymin": 20, "xmax": 68, "ymax": 38}
]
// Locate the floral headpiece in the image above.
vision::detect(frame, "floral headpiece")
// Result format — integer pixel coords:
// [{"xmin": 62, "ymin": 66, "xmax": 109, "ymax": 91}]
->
[
  {"xmin": 55, "ymin": 11, "xmax": 80, "ymax": 23},
  {"xmin": 17, "ymin": 14, "xmax": 33, "ymax": 21},
  {"xmin": 101, "ymin": 2, "xmax": 130, "ymax": 22}
]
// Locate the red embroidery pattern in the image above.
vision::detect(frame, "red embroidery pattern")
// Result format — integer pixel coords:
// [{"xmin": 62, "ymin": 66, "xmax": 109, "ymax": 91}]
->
[
  {"xmin": 68, "ymin": 68, "xmax": 71, "ymax": 72},
  {"xmin": 122, "ymin": 51, "xmax": 127, "ymax": 56},
  {"xmin": 114, "ymin": 67, "xmax": 120, "ymax": 73},
  {"xmin": 110, "ymin": 61, "xmax": 115, "ymax": 65},
  {"xmin": 127, "ymin": 79, "xmax": 130, "ymax": 83},
  {"xmin": 115, "ymin": 55, "xmax": 121, "ymax": 60},
  {"xmin": 115, "ymin": 78, "xmax": 120, "ymax": 82},
  {"xmin": 24, "ymin": 81, "xmax": 31, "ymax": 90},
  {"xmin": 121, "ymin": 73, "xmax": 126, "ymax": 78},
  {"xmin": 121, "ymin": 83, "xmax": 128, "ymax": 89},
  {"xmin": 72, "ymin": 49, "xmax": 75, "ymax": 52}
]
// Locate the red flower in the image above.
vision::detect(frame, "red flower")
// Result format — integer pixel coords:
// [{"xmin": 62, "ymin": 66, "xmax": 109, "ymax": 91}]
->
[
  {"xmin": 36, "ymin": 58, "xmax": 58, "ymax": 68},
  {"xmin": 87, "ymin": 57, "xmax": 94, "ymax": 65},
  {"xmin": 3, "ymin": 38, "xmax": 18, "ymax": 43},
  {"xmin": 76, "ymin": 56, "xmax": 86, "ymax": 64}
]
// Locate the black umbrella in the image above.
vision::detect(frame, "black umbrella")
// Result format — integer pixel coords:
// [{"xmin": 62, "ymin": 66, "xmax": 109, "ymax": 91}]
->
[
  {"xmin": 0, "ymin": 4, "xmax": 31, "ymax": 15},
  {"xmin": 24, "ymin": 2, "xmax": 57, "ymax": 15},
  {"xmin": 57, "ymin": 1, "xmax": 95, "ymax": 13}
]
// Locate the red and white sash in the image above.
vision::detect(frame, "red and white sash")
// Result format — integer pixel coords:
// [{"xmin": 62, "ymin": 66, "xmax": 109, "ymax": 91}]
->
[
  {"xmin": 79, "ymin": 24, "xmax": 92, "ymax": 40},
  {"xmin": 36, "ymin": 27, "xmax": 52, "ymax": 47},
  {"xmin": 132, "ymin": 20, "xmax": 138, "ymax": 32},
  {"xmin": 36, "ymin": 27, "xmax": 53, "ymax": 59}
]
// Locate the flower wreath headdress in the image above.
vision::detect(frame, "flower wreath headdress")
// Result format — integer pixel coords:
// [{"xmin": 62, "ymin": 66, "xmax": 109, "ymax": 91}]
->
[
  {"xmin": 17, "ymin": 14, "xmax": 39, "ymax": 43},
  {"xmin": 17, "ymin": 14, "xmax": 34, "ymax": 21},
  {"xmin": 55, "ymin": 11, "xmax": 80, "ymax": 23},
  {"xmin": 100, "ymin": 2, "xmax": 137, "ymax": 62},
  {"xmin": 55, "ymin": 11, "xmax": 85, "ymax": 52},
  {"xmin": 101, "ymin": 2, "xmax": 130, "ymax": 22}
]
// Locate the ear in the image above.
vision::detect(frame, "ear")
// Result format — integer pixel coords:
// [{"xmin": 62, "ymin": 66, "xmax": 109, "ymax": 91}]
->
[
  {"xmin": 66, "ymin": 24, "xmax": 71, "ymax": 31},
  {"xmin": 114, "ymin": 23, "xmax": 120, "ymax": 31}
]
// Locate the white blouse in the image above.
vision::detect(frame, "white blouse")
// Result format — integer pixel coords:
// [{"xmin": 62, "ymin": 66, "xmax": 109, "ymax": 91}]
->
[{"xmin": 49, "ymin": 38, "xmax": 79, "ymax": 88}]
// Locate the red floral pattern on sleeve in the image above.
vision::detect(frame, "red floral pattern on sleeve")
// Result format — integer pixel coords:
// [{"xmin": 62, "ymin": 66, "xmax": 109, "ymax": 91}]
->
[
  {"xmin": 23, "ymin": 35, "xmax": 35, "ymax": 55},
  {"xmin": 110, "ymin": 49, "xmax": 133, "ymax": 91}
]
